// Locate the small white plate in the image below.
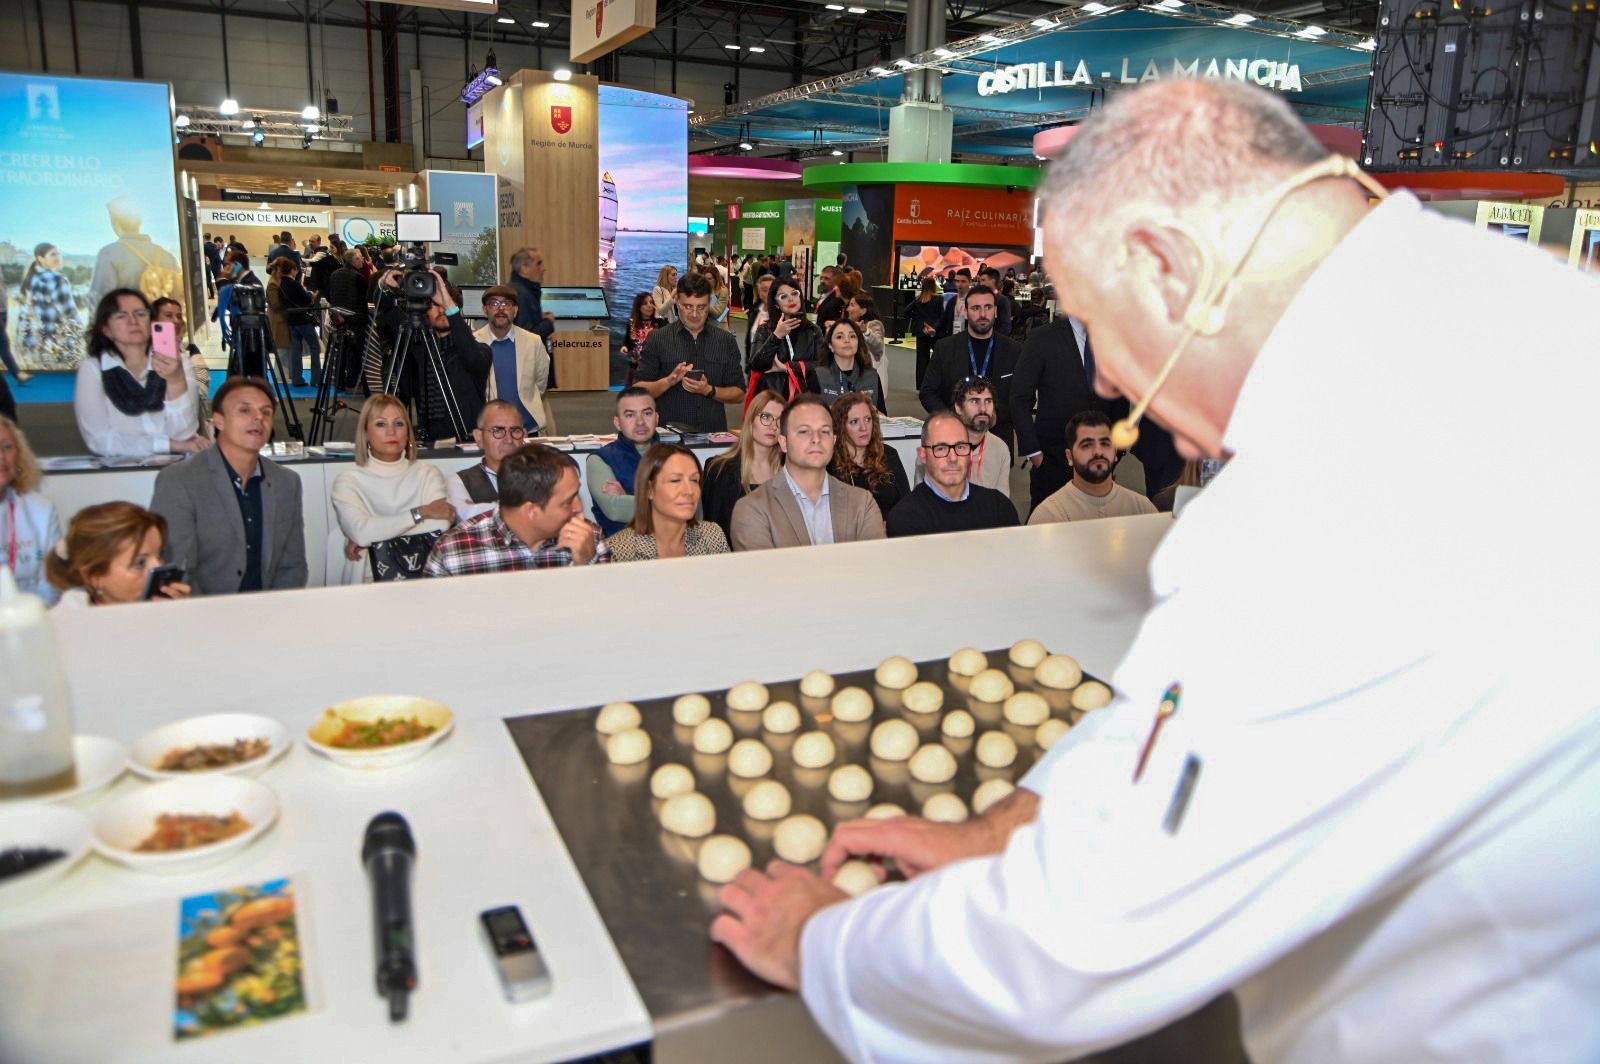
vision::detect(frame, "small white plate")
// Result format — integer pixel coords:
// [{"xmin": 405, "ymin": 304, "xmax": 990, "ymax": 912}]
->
[
  {"xmin": 128, "ymin": 714, "xmax": 290, "ymax": 781},
  {"xmin": 0, "ymin": 736, "xmax": 127, "ymax": 806},
  {"xmin": 305, "ymin": 695, "xmax": 455, "ymax": 771},
  {"xmin": 92, "ymin": 776, "xmax": 279, "ymax": 874},
  {"xmin": 0, "ymin": 805, "xmax": 92, "ymax": 902}
]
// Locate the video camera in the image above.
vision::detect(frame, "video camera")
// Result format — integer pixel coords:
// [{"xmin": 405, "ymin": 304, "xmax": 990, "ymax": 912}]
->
[
  {"xmin": 394, "ymin": 212, "xmax": 443, "ymax": 310},
  {"xmin": 232, "ymin": 283, "xmax": 266, "ymax": 317}
]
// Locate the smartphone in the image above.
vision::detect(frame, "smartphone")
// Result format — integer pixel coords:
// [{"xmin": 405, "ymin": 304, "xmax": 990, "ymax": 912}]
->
[
  {"xmin": 143, "ymin": 564, "xmax": 185, "ymax": 601},
  {"xmin": 150, "ymin": 321, "xmax": 179, "ymax": 360},
  {"xmin": 686, "ymin": 369, "xmax": 707, "ymax": 380}
]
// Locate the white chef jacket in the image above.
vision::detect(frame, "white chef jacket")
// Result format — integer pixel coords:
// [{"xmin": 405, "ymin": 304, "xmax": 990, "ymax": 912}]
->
[{"xmin": 799, "ymin": 192, "xmax": 1600, "ymax": 1062}]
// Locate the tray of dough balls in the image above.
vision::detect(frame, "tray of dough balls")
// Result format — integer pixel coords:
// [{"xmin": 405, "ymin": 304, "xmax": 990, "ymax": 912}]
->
[{"xmin": 504, "ymin": 642, "xmax": 1111, "ymax": 1023}]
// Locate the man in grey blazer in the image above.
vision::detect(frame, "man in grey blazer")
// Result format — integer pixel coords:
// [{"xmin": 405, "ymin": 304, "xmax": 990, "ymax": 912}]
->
[
  {"xmin": 730, "ymin": 395, "xmax": 885, "ymax": 551},
  {"xmin": 151, "ymin": 377, "xmax": 309, "ymax": 594}
]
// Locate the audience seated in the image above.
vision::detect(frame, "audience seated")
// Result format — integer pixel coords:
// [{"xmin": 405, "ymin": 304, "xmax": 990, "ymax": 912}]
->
[
  {"xmin": 0, "ymin": 415, "xmax": 62, "ymax": 604},
  {"xmin": 150, "ymin": 377, "xmax": 308, "ymax": 594},
  {"xmin": 702, "ymin": 389, "xmax": 784, "ymax": 540},
  {"xmin": 447, "ymin": 400, "xmax": 527, "ymax": 523},
  {"xmin": 606, "ymin": 444, "xmax": 730, "ymax": 562},
  {"xmin": 886, "ymin": 411, "xmax": 1020, "ymax": 538},
  {"xmin": 74, "ymin": 289, "xmax": 205, "ymax": 458},
  {"xmin": 586, "ymin": 387, "xmax": 660, "ymax": 536},
  {"xmin": 814, "ymin": 320, "xmax": 885, "ymax": 413},
  {"xmin": 730, "ymin": 394, "xmax": 885, "ymax": 551},
  {"xmin": 1028, "ymin": 410, "xmax": 1159, "ymax": 525},
  {"xmin": 829, "ymin": 393, "xmax": 909, "ymax": 521},
  {"xmin": 425, "ymin": 443, "xmax": 609, "ymax": 576},
  {"xmin": 47, "ymin": 502, "xmax": 192, "ymax": 608},
  {"xmin": 474, "ymin": 284, "xmax": 553, "ymax": 436}
]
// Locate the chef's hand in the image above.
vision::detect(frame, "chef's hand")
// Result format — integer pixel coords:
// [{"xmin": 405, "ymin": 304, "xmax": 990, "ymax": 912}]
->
[
  {"xmin": 710, "ymin": 862, "xmax": 847, "ymax": 991},
  {"xmin": 820, "ymin": 787, "xmax": 1040, "ymax": 881}
]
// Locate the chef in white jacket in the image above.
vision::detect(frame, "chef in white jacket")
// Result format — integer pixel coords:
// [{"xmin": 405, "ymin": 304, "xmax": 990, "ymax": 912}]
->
[{"xmin": 711, "ymin": 80, "xmax": 1600, "ymax": 1063}]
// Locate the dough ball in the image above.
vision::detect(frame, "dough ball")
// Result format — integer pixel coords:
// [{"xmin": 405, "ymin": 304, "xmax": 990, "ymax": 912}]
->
[
  {"xmin": 827, "ymin": 764, "xmax": 874, "ymax": 803},
  {"xmin": 660, "ymin": 792, "xmax": 715, "ymax": 837},
  {"xmin": 865, "ymin": 803, "xmax": 906, "ymax": 820},
  {"xmin": 1008, "ymin": 639, "xmax": 1049, "ymax": 668},
  {"xmin": 742, "ymin": 779, "xmax": 792, "ymax": 821},
  {"xmin": 975, "ymin": 731, "xmax": 1018, "ymax": 769},
  {"xmin": 947, "ymin": 647, "xmax": 988, "ymax": 677},
  {"xmin": 1036, "ymin": 718, "xmax": 1070, "ymax": 750},
  {"xmin": 697, "ymin": 835, "xmax": 752, "ymax": 884},
  {"xmin": 941, "ymin": 709, "xmax": 976, "ymax": 739},
  {"xmin": 595, "ymin": 701, "xmax": 642, "ymax": 735},
  {"xmin": 692, "ymin": 718, "xmax": 734, "ymax": 755},
  {"xmin": 909, "ymin": 743, "xmax": 958, "ymax": 783},
  {"xmin": 650, "ymin": 763, "xmax": 695, "ymax": 799},
  {"xmin": 799, "ymin": 669, "xmax": 836, "ymax": 698},
  {"xmin": 773, "ymin": 815, "xmax": 828, "ymax": 864},
  {"xmin": 673, "ymin": 694, "xmax": 712, "ymax": 726},
  {"xmin": 605, "ymin": 728, "xmax": 652, "ymax": 765},
  {"xmin": 901, "ymin": 681, "xmax": 945, "ymax": 715},
  {"xmin": 830, "ymin": 686, "xmax": 874, "ymax": 723},
  {"xmin": 832, "ymin": 860, "xmax": 880, "ymax": 898},
  {"xmin": 1003, "ymin": 691, "xmax": 1050, "ymax": 727},
  {"xmin": 762, "ymin": 701, "xmax": 801, "ymax": 734},
  {"xmin": 728, "ymin": 739, "xmax": 774, "ymax": 778},
  {"xmin": 792, "ymin": 731, "xmax": 837, "ymax": 769},
  {"xmin": 922, "ymin": 792, "xmax": 968, "ymax": 823},
  {"xmin": 1035, "ymin": 655, "xmax": 1083, "ymax": 691},
  {"xmin": 727, "ymin": 681, "xmax": 770, "ymax": 712},
  {"xmin": 870, "ymin": 719, "xmax": 919, "ymax": 761},
  {"xmin": 972, "ymin": 778, "xmax": 1016, "ymax": 815},
  {"xmin": 968, "ymin": 668, "xmax": 1015, "ymax": 703},
  {"xmin": 874, "ymin": 655, "xmax": 918, "ymax": 690},
  {"xmin": 1072, "ymin": 680, "xmax": 1113, "ymax": 711}
]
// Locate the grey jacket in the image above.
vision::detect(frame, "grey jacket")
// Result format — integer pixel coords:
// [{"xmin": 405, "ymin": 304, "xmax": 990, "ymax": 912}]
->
[
  {"xmin": 729, "ymin": 472, "xmax": 885, "ymax": 551},
  {"xmin": 150, "ymin": 445, "xmax": 309, "ymax": 595}
]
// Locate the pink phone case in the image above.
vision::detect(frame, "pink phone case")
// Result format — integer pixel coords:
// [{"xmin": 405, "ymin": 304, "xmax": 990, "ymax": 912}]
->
[{"xmin": 151, "ymin": 321, "xmax": 179, "ymax": 359}]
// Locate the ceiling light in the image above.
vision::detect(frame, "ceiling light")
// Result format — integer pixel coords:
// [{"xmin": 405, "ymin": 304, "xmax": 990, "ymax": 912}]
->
[
  {"xmin": 496, "ymin": 15, "xmax": 515, "ymax": 23},
  {"xmin": 1081, "ymin": 2, "xmax": 1113, "ymax": 12},
  {"xmin": 240, "ymin": 117, "xmax": 256, "ymax": 129},
  {"xmin": 979, "ymin": 33, "xmax": 1002, "ymax": 42},
  {"xmin": 486, "ymin": 72, "xmax": 503, "ymax": 86},
  {"xmin": 1295, "ymin": 23, "xmax": 1327, "ymax": 36},
  {"xmin": 895, "ymin": 58, "xmax": 915, "ymax": 68},
  {"xmin": 1032, "ymin": 17, "xmax": 1054, "ymax": 28},
  {"xmin": 847, "ymin": 5, "xmax": 868, "ymax": 12},
  {"xmin": 831, "ymin": 149, "xmax": 844, "ymax": 155},
  {"xmin": 1153, "ymin": 0, "xmax": 1183, "ymax": 10},
  {"xmin": 725, "ymin": 44, "xmax": 741, "ymax": 50},
  {"xmin": 219, "ymin": 98, "xmax": 239, "ymax": 115},
  {"xmin": 174, "ymin": 113, "xmax": 190, "ymax": 128},
  {"xmin": 251, "ymin": 129, "xmax": 265, "ymax": 146},
  {"xmin": 1224, "ymin": 11, "xmax": 1256, "ymax": 22},
  {"xmin": 1357, "ymin": 36, "xmax": 1377, "ymax": 49},
  {"xmin": 826, "ymin": 3, "xmax": 845, "ymax": 8},
  {"xmin": 739, "ymin": 140, "xmax": 754, "ymax": 150},
  {"xmin": 531, "ymin": 19, "xmax": 550, "ymax": 27},
  {"xmin": 301, "ymin": 104, "xmax": 319, "ymax": 120},
  {"xmin": 934, "ymin": 47, "xmax": 956, "ymax": 57},
  {"xmin": 869, "ymin": 65, "xmax": 892, "ymax": 75},
  {"xmin": 259, "ymin": 201, "xmax": 270, "ymax": 209},
  {"xmin": 553, "ymin": 67, "xmax": 572, "ymax": 81},
  {"xmin": 295, "ymin": 180, "xmax": 304, "ymax": 187},
  {"xmin": 748, "ymin": 46, "xmax": 766, "ymax": 53}
]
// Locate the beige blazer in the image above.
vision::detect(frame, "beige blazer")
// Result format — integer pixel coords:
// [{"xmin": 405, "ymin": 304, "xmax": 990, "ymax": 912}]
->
[
  {"xmin": 474, "ymin": 322, "xmax": 555, "ymax": 435},
  {"xmin": 729, "ymin": 473, "xmax": 886, "ymax": 551}
]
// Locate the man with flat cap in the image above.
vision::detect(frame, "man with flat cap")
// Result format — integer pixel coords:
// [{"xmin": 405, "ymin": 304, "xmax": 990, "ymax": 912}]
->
[{"xmin": 474, "ymin": 283, "xmax": 554, "ymax": 437}]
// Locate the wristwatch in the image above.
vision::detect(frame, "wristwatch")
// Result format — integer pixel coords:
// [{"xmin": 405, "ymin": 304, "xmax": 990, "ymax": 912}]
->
[{"xmin": 410, "ymin": 507, "xmax": 423, "ymax": 524}]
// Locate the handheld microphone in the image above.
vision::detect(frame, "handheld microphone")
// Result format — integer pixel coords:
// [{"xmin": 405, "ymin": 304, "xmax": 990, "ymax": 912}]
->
[{"xmin": 363, "ymin": 811, "xmax": 418, "ymax": 1021}]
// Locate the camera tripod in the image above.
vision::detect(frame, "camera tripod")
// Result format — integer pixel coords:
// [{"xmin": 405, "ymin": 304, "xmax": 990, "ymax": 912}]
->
[
  {"xmin": 307, "ymin": 302, "xmax": 364, "ymax": 447},
  {"xmin": 379, "ymin": 297, "xmax": 470, "ymax": 448},
  {"xmin": 226, "ymin": 289, "xmax": 303, "ymax": 441}
]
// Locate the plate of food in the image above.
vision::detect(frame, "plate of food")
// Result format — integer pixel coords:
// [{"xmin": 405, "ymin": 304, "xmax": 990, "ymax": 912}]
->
[
  {"xmin": 129, "ymin": 714, "xmax": 290, "ymax": 781},
  {"xmin": 304, "ymin": 695, "xmax": 455, "ymax": 771},
  {"xmin": 0, "ymin": 805, "xmax": 93, "ymax": 903},
  {"xmin": 92, "ymin": 776, "xmax": 280, "ymax": 874}
]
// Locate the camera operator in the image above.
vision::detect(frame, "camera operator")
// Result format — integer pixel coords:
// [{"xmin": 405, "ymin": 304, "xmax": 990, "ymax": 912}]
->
[{"xmin": 375, "ymin": 266, "xmax": 490, "ymax": 445}]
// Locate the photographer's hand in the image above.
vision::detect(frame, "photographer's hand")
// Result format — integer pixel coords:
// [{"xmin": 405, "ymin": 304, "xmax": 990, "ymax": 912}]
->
[
  {"xmin": 379, "ymin": 269, "xmax": 403, "ymax": 291},
  {"xmin": 431, "ymin": 270, "xmax": 456, "ymax": 311}
]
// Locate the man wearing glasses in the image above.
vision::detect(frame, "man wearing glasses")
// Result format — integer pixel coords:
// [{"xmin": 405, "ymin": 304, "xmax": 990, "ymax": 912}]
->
[
  {"xmin": 886, "ymin": 411, "xmax": 1019, "ymax": 538},
  {"xmin": 447, "ymin": 400, "xmax": 528, "ymax": 523},
  {"xmin": 473, "ymin": 284, "xmax": 552, "ymax": 436},
  {"xmin": 635, "ymin": 271, "xmax": 745, "ymax": 432}
]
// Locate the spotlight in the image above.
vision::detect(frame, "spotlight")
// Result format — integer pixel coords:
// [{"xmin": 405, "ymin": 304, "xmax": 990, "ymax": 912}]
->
[
  {"xmin": 825, "ymin": 3, "xmax": 844, "ymax": 9},
  {"xmin": 301, "ymin": 104, "xmax": 319, "ymax": 120},
  {"xmin": 1081, "ymin": 2, "xmax": 1113, "ymax": 11},
  {"xmin": 1224, "ymin": 11, "xmax": 1257, "ymax": 22},
  {"xmin": 252, "ymin": 128, "xmax": 266, "ymax": 146},
  {"xmin": 748, "ymin": 46, "xmax": 767, "ymax": 53},
  {"xmin": 847, "ymin": 5, "xmax": 867, "ymax": 12},
  {"xmin": 302, "ymin": 130, "xmax": 314, "ymax": 148},
  {"xmin": 739, "ymin": 140, "xmax": 754, "ymax": 150},
  {"xmin": 174, "ymin": 114, "xmax": 191, "ymax": 128},
  {"xmin": 1032, "ymin": 17, "xmax": 1054, "ymax": 27},
  {"xmin": 725, "ymin": 44, "xmax": 742, "ymax": 50},
  {"xmin": 496, "ymin": 15, "xmax": 515, "ymax": 23},
  {"xmin": 486, "ymin": 72, "xmax": 503, "ymax": 86},
  {"xmin": 1294, "ymin": 24, "xmax": 1327, "ymax": 36},
  {"xmin": 934, "ymin": 47, "xmax": 956, "ymax": 57},
  {"xmin": 979, "ymin": 33, "xmax": 1002, "ymax": 42},
  {"xmin": 553, "ymin": 68, "xmax": 572, "ymax": 81},
  {"xmin": 219, "ymin": 97, "xmax": 239, "ymax": 115},
  {"xmin": 531, "ymin": 19, "xmax": 550, "ymax": 27},
  {"xmin": 240, "ymin": 117, "xmax": 256, "ymax": 130},
  {"xmin": 830, "ymin": 149, "xmax": 844, "ymax": 156}
]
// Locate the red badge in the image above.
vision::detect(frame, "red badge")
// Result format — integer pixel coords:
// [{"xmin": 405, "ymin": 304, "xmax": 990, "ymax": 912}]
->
[
  {"xmin": 551, "ymin": 105, "xmax": 573, "ymax": 134},
  {"xmin": 596, "ymin": 0, "xmax": 604, "ymax": 38}
]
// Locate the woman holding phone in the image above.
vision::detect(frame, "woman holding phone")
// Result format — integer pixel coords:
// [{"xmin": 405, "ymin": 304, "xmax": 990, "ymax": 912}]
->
[
  {"xmin": 747, "ymin": 279, "xmax": 820, "ymax": 403},
  {"xmin": 47, "ymin": 501, "xmax": 192, "ymax": 608},
  {"xmin": 73, "ymin": 289, "xmax": 204, "ymax": 458}
]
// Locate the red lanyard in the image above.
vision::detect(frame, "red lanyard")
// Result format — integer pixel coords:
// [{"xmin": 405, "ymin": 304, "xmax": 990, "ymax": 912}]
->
[
  {"xmin": 780, "ymin": 338, "xmax": 804, "ymax": 400},
  {"xmin": 5, "ymin": 494, "xmax": 16, "ymax": 571},
  {"xmin": 971, "ymin": 438, "xmax": 985, "ymax": 479}
]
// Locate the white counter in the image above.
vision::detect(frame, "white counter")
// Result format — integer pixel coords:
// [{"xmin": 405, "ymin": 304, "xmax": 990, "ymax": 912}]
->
[{"xmin": 0, "ymin": 515, "xmax": 1171, "ymax": 1063}]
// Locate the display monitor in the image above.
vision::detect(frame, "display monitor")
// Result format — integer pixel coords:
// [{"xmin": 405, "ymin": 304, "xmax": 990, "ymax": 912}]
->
[
  {"xmin": 538, "ymin": 287, "xmax": 611, "ymax": 320},
  {"xmin": 395, "ymin": 211, "xmax": 442, "ymax": 243}
]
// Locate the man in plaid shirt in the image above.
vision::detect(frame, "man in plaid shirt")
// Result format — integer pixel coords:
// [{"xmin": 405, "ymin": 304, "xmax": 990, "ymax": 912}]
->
[{"xmin": 425, "ymin": 443, "xmax": 610, "ymax": 576}]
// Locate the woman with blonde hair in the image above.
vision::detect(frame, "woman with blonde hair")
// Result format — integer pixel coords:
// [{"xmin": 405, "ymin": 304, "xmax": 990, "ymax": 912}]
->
[
  {"xmin": 605, "ymin": 444, "xmax": 730, "ymax": 562},
  {"xmin": 330, "ymin": 395, "xmax": 454, "ymax": 582},
  {"xmin": 702, "ymin": 388, "xmax": 784, "ymax": 540},
  {"xmin": 46, "ymin": 501, "xmax": 191, "ymax": 607},
  {"xmin": 0, "ymin": 415, "xmax": 63, "ymax": 603},
  {"xmin": 651, "ymin": 265, "xmax": 679, "ymax": 324}
]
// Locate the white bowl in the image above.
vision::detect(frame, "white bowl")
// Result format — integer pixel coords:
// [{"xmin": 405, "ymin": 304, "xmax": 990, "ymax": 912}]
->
[
  {"xmin": 0, "ymin": 805, "xmax": 93, "ymax": 902},
  {"xmin": 92, "ymin": 776, "xmax": 279, "ymax": 874},
  {"xmin": 0, "ymin": 735, "xmax": 127, "ymax": 807},
  {"xmin": 129, "ymin": 714, "xmax": 290, "ymax": 781},
  {"xmin": 304, "ymin": 695, "xmax": 455, "ymax": 771}
]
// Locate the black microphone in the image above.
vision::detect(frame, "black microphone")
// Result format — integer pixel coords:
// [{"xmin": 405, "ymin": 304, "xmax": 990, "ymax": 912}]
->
[{"xmin": 362, "ymin": 811, "xmax": 417, "ymax": 1021}]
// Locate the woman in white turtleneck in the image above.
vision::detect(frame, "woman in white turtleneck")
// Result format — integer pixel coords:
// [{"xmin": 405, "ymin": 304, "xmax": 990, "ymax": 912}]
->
[{"xmin": 331, "ymin": 395, "xmax": 454, "ymax": 583}]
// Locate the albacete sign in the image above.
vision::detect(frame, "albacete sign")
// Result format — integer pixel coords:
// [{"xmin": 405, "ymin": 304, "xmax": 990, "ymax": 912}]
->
[{"xmin": 977, "ymin": 55, "xmax": 1307, "ymax": 96}]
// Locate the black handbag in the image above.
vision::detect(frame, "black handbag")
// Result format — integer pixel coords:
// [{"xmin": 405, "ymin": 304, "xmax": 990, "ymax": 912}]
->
[{"xmin": 367, "ymin": 530, "xmax": 443, "ymax": 582}]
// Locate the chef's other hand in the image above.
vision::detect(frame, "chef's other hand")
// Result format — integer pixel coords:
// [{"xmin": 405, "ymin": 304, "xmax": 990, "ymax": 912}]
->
[
  {"xmin": 820, "ymin": 787, "xmax": 1040, "ymax": 881},
  {"xmin": 710, "ymin": 862, "xmax": 846, "ymax": 990}
]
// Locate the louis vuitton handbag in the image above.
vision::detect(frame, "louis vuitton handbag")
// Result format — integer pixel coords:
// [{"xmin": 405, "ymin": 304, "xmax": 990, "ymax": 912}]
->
[{"xmin": 367, "ymin": 530, "xmax": 443, "ymax": 581}]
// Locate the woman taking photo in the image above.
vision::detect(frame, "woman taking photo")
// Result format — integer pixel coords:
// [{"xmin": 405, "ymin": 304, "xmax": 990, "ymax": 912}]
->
[
  {"xmin": 17, "ymin": 242, "xmax": 83, "ymax": 371},
  {"xmin": 46, "ymin": 502, "xmax": 192, "ymax": 608},
  {"xmin": 815, "ymin": 320, "xmax": 886, "ymax": 413},
  {"xmin": 331, "ymin": 395, "xmax": 454, "ymax": 583},
  {"xmin": 829, "ymin": 391, "xmax": 909, "ymax": 520},
  {"xmin": 651, "ymin": 265, "xmax": 679, "ymax": 323},
  {"xmin": 747, "ymin": 279, "xmax": 819, "ymax": 402},
  {"xmin": 0, "ymin": 416, "xmax": 62, "ymax": 604},
  {"xmin": 74, "ymin": 289, "xmax": 204, "ymax": 458},
  {"xmin": 907, "ymin": 276, "xmax": 944, "ymax": 389},
  {"xmin": 845, "ymin": 291, "xmax": 887, "ymax": 366},
  {"xmin": 606, "ymin": 444, "xmax": 730, "ymax": 562},
  {"xmin": 702, "ymin": 389, "xmax": 784, "ymax": 540},
  {"xmin": 620, "ymin": 291, "xmax": 665, "ymax": 387}
]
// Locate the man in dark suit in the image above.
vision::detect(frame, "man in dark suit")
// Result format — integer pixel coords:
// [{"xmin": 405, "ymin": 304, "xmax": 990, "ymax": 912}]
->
[
  {"xmin": 921, "ymin": 285, "xmax": 1021, "ymax": 448},
  {"xmin": 935, "ymin": 268, "xmax": 973, "ymax": 340}
]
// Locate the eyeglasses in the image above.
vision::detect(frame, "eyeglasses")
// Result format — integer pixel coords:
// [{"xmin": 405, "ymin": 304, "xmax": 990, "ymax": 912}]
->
[
  {"xmin": 926, "ymin": 441, "xmax": 974, "ymax": 458},
  {"xmin": 484, "ymin": 299, "xmax": 515, "ymax": 309},
  {"xmin": 110, "ymin": 310, "xmax": 150, "ymax": 323},
  {"xmin": 486, "ymin": 425, "xmax": 527, "ymax": 440},
  {"xmin": 756, "ymin": 411, "xmax": 779, "ymax": 425}
]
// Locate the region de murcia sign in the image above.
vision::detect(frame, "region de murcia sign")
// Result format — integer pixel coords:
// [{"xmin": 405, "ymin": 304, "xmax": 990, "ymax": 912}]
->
[{"xmin": 977, "ymin": 56, "xmax": 1308, "ymax": 96}]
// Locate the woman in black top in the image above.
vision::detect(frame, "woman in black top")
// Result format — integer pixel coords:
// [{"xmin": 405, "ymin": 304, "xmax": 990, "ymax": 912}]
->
[
  {"xmin": 747, "ymin": 279, "xmax": 819, "ymax": 401},
  {"xmin": 702, "ymin": 389, "xmax": 785, "ymax": 539},
  {"xmin": 829, "ymin": 391, "xmax": 909, "ymax": 519},
  {"xmin": 907, "ymin": 276, "xmax": 944, "ymax": 389},
  {"xmin": 814, "ymin": 320, "xmax": 886, "ymax": 413}
]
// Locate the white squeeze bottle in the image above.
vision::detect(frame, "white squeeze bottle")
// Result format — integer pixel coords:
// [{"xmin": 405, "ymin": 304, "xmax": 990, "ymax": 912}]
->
[{"xmin": 0, "ymin": 567, "xmax": 77, "ymax": 798}]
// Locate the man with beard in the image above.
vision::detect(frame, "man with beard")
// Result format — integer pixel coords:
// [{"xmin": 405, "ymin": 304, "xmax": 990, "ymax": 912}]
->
[
  {"xmin": 934, "ymin": 268, "xmax": 972, "ymax": 339},
  {"xmin": 886, "ymin": 411, "xmax": 1019, "ymax": 538},
  {"xmin": 1028, "ymin": 410, "xmax": 1155, "ymax": 524},
  {"xmin": 920, "ymin": 285, "xmax": 1020, "ymax": 448},
  {"xmin": 952, "ymin": 377, "xmax": 1010, "ymax": 497},
  {"xmin": 473, "ymin": 284, "xmax": 552, "ymax": 436},
  {"xmin": 447, "ymin": 400, "xmax": 528, "ymax": 523}
]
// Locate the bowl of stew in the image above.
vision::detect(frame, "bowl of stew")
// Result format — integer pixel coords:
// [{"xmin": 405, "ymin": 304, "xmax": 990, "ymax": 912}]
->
[
  {"xmin": 128, "ymin": 714, "xmax": 290, "ymax": 781},
  {"xmin": 304, "ymin": 695, "xmax": 455, "ymax": 771},
  {"xmin": 92, "ymin": 776, "xmax": 280, "ymax": 874}
]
